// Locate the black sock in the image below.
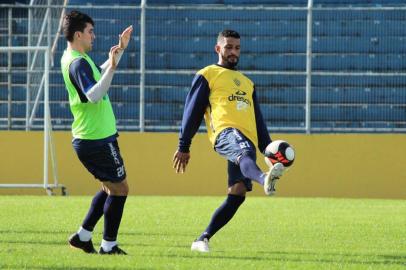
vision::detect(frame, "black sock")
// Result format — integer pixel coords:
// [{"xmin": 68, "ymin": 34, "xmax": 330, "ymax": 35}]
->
[
  {"xmin": 239, "ymin": 154, "xmax": 265, "ymax": 185},
  {"xmin": 82, "ymin": 190, "xmax": 108, "ymax": 231},
  {"xmin": 198, "ymin": 194, "xmax": 245, "ymax": 241},
  {"xmin": 103, "ymin": 195, "xmax": 127, "ymax": 241}
]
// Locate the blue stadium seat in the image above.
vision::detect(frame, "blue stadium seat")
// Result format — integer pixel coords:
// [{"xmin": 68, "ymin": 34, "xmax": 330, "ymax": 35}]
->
[
  {"xmin": 0, "ymin": 103, "xmax": 7, "ymax": 118},
  {"xmin": 50, "ymin": 102, "xmax": 72, "ymax": 119},
  {"xmin": 144, "ymin": 87, "xmax": 188, "ymax": 103},
  {"xmin": 108, "ymin": 86, "xmax": 139, "ymax": 102},
  {"xmin": 50, "ymin": 86, "xmax": 69, "ymax": 102},
  {"xmin": 311, "ymin": 87, "xmax": 406, "ymax": 104},
  {"xmin": 145, "ymin": 52, "xmax": 306, "ymax": 70},
  {"xmin": 69, "ymin": 0, "xmax": 403, "ymax": 5},
  {"xmin": 313, "ymin": 20, "xmax": 406, "ymax": 37},
  {"xmin": 5, "ymin": 0, "xmax": 406, "ymax": 131},
  {"xmin": 313, "ymin": 37, "xmax": 406, "ymax": 53},
  {"xmin": 312, "ymin": 75, "xmax": 406, "ymax": 87},
  {"xmin": 112, "ymin": 102, "xmax": 139, "ymax": 119},
  {"xmin": 313, "ymin": 9, "xmax": 406, "ymax": 21},
  {"xmin": 311, "ymin": 105, "xmax": 406, "ymax": 121},
  {"xmin": 10, "ymin": 86, "xmax": 26, "ymax": 101},
  {"xmin": 312, "ymin": 54, "xmax": 406, "ymax": 71},
  {"xmin": 256, "ymin": 87, "xmax": 305, "ymax": 104},
  {"xmin": 145, "ymin": 102, "xmax": 184, "ymax": 121},
  {"xmin": 146, "ymin": 36, "xmax": 306, "ymax": 53},
  {"xmin": 145, "ymin": 19, "xmax": 306, "ymax": 37},
  {"xmin": 147, "ymin": 9, "xmax": 306, "ymax": 21},
  {"xmin": 10, "ymin": 103, "xmax": 26, "ymax": 118},
  {"xmin": 0, "ymin": 53, "xmax": 27, "ymax": 67},
  {"xmin": 260, "ymin": 104, "xmax": 305, "ymax": 121},
  {"xmin": 68, "ymin": 0, "xmax": 140, "ymax": 5}
]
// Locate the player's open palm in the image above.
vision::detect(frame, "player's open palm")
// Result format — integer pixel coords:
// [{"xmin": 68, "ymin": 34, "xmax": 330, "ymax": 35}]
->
[
  {"xmin": 173, "ymin": 150, "xmax": 190, "ymax": 174},
  {"xmin": 119, "ymin": 25, "xmax": 133, "ymax": 50},
  {"xmin": 109, "ymin": 45, "xmax": 121, "ymax": 69}
]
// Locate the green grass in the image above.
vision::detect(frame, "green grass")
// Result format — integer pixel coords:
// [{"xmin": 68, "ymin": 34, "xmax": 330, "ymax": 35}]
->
[{"xmin": 0, "ymin": 196, "xmax": 404, "ymax": 270}]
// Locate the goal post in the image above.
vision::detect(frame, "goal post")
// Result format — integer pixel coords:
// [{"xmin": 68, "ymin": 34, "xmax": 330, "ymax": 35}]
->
[{"xmin": 0, "ymin": 46, "xmax": 66, "ymax": 195}]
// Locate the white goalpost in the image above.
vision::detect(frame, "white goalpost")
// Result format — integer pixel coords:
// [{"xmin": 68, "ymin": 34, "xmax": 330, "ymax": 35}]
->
[
  {"xmin": 0, "ymin": 46, "xmax": 66, "ymax": 195},
  {"xmin": 0, "ymin": 0, "xmax": 68, "ymax": 195}
]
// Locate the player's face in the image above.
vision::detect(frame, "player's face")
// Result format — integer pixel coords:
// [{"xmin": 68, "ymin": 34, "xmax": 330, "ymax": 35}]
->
[
  {"xmin": 216, "ymin": 37, "xmax": 240, "ymax": 68},
  {"xmin": 77, "ymin": 23, "xmax": 95, "ymax": 52}
]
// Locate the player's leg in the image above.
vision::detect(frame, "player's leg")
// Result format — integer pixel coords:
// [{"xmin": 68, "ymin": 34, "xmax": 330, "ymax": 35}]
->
[
  {"xmin": 238, "ymin": 153, "xmax": 265, "ymax": 185},
  {"xmin": 214, "ymin": 128, "xmax": 274, "ymax": 189},
  {"xmin": 68, "ymin": 139, "xmax": 109, "ymax": 254},
  {"xmin": 191, "ymin": 161, "xmax": 250, "ymax": 253},
  {"xmin": 199, "ymin": 180, "xmax": 247, "ymax": 239},
  {"xmin": 223, "ymin": 128, "xmax": 284, "ymax": 196},
  {"xmin": 99, "ymin": 179, "xmax": 128, "ymax": 255},
  {"xmin": 93, "ymin": 140, "xmax": 129, "ymax": 255},
  {"xmin": 239, "ymin": 153, "xmax": 284, "ymax": 196},
  {"xmin": 69, "ymin": 138, "xmax": 128, "ymax": 255},
  {"xmin": 192, "ymin": 181, "xmax": 247, "ymax": 252},
  {"xmin": 68, "ymin": 189, "xmax": 108, "ymax": 253}
]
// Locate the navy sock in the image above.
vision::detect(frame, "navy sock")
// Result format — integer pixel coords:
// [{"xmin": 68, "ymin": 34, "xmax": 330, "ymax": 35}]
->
[
  {"xmin": 198, "ymin": 194, "xmax": 245, "ymax": 241},
  {"xmin": 103, "ymin": 195, "xmax": 127, "ymax": 241},
  {"xmin": 82, "ymin": 190, "xmax": 108, "ymax": 231},
  {"xmin": 239, "ymin": 154, "xmax": 266, "ymax": 185}
]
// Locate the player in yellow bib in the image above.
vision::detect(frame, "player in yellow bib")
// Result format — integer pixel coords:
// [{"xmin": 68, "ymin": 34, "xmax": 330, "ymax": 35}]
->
[
  {"xmin": 61, "ymin": 11, "xmax": 132, "ymax": 255},
  {"xmin": 173, "ymin": 30, "xmax": 285, "ymax": 252}
]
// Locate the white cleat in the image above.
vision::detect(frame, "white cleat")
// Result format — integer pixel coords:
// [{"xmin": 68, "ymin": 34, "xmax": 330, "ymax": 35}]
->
[
  {"xmin": 191, "ymin": 238, "xmax": 209, "ymax": 253},
  {"xmin": 264, "ymin": 162, "xmax": 285, "ymax": 196}
]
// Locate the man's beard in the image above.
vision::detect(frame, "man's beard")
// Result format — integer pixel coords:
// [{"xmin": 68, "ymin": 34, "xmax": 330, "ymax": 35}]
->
[{"xmin": 221, "ymin": 54, "xmax": 239, "ymax": 68}]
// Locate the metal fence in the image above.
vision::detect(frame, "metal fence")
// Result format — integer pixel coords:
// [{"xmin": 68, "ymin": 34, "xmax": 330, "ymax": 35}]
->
[{"xmin": 1, "ymin": 2, "xmax": 406, "ymax": 133}]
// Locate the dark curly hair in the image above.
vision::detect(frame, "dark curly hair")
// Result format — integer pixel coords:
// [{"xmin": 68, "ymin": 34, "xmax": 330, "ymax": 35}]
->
[{"xmin": 62, "ymin": 10, "xmax": 94, "ymax": 42}]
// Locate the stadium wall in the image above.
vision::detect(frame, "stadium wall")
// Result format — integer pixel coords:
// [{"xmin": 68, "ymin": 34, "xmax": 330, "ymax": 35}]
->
[{"xmin": 0, "ymin": 131, "xmax": 405, "ymax": 199}]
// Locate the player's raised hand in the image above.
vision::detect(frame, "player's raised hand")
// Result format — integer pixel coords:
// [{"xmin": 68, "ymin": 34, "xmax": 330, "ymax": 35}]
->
[
  {"xmin": 109, "ymin": 45, "xmax": 122, "ymax": 69},
  {"xmin": 118, "ymin": 25, "xmax": 133, "ymax": 50},
  {"xmin": 173, "ymin": 150, "xmax": 190, "ymax": 174}
]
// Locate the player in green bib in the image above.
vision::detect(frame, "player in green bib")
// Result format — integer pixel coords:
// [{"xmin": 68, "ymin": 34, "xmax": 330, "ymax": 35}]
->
[{"xmin": 61, "ymin": 10, "xmax": 133, "ymax": 255}]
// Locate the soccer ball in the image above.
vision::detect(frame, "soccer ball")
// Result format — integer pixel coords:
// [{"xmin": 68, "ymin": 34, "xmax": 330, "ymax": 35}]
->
[{"xmin": 264, "ymin": 140, "xmax": 295, "ymax": 167}]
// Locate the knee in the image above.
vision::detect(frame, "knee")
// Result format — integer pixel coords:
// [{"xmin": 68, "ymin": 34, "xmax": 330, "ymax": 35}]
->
[
  {"xmin": 228, "ymin": 182, "xmax": 247, "ymax": 197},
  {"xmin": 119, "ymin": 183, "xmax": 129, "ymax": 196},
  {"xmin": 119, "ymin": 181, "xmax": 129, "ymax": 196},
  {"xmin": 104, "ymin": 180, "xmax": 129, "ymax": 196}
]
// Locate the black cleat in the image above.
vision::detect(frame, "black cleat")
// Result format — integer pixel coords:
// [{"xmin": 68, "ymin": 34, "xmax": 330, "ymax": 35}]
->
[
  {"xmin": 68, "ymin": 233, "xmax": 97, "ymax": 254},
  {"xmin": 99, "ymin": 245, "xmax": 127, "ymax": 255}
]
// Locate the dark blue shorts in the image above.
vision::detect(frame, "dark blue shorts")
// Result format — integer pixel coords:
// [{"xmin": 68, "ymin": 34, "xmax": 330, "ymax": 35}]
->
[
  {"xmin": 214, "ymin": 128, "xmax": 257, "ymax": 192},
  {"xmin": 72, "ymin": 137, "xmax": 126, "ymax": 183}
]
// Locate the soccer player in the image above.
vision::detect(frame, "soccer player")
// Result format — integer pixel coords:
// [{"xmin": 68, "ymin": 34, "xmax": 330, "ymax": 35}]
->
[
  {"xmin": 172, "ymin": 30, "xmax": 285, "ymax": 253},
  {"xmin": 61, "ymin": 11, "xmax": 133, "ymax": 255}
]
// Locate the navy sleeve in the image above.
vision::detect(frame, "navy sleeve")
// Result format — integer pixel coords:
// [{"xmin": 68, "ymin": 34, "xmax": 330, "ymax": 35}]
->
[
  {"xmin": 253, "ymin": 88, "xmax": 271, "ymax": 153},
  {"xmin": 178, "ymin": 74, "xmax": 210, "ymax": 153},
  {"xmin": 68, "ymin": 58, "xmax": 97, "ymax": 102}
]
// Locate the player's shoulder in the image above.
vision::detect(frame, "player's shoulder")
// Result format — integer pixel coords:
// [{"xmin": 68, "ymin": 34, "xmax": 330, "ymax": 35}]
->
[
  {"xmin": 69, "ymin": 57, "xmax": 92, "ymax": 74},
  {"xmin": 196, "ymin": 64, "xmax": 223, "ymax": 81},
  {"xmin": 197, "ymin": 64, "xmax": 217, "ymax": 75}
]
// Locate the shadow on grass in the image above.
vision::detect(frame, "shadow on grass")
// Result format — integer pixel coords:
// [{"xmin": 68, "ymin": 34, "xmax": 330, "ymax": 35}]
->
[
  {"xmin": 0, "ymin": 266, "xmax": 154, "ymax": 270},
  {"xmin": 256, "ymin": 250, "xmax": 406, "ymax": 265},
  {"xmin": 0, "ymin": 229, "xmax": 71, "ymax": 234},
  {"xmin": 0, "ymin": 229, "xmax": 195, "ymax": 238},
  {"xmin": 149, "ymin": 250, "xmax": 406, "ymax": 266},
  {"xmin": 0, "ymin": 239, "xmax": 66, "ymax": 246}
]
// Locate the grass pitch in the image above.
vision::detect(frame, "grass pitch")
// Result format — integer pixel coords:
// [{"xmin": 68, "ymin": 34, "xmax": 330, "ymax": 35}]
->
[{"xmin": 0, "ymin": 196, "xmax": 404, "ymax": 270}]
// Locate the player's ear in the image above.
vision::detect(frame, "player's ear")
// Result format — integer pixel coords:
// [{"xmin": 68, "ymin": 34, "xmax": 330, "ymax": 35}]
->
[
  {"xmin": 214, "ymin": 44, "xmax": 221, "ymax": 54},
  {"xmin": 74, "ymin": 31, "xmax": 81, "ymax": 40}
]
